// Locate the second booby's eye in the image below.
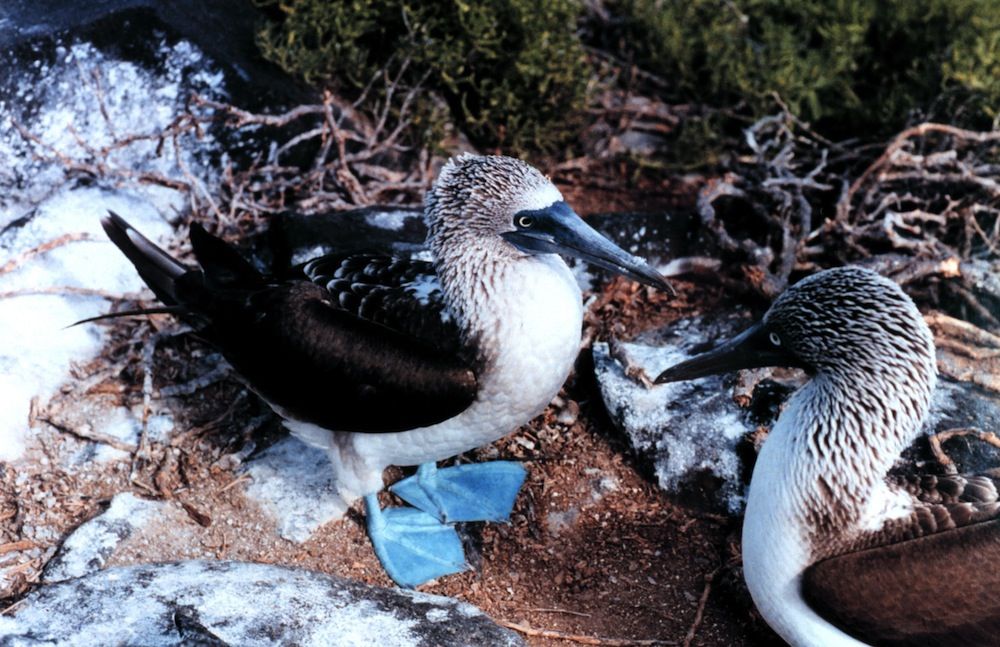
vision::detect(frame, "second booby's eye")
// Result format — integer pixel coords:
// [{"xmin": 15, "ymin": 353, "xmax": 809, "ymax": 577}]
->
[
  {"xmin": 516, "ymin": 214, "xmax": 535, "ymax": 229},
  {"xmin": 769, "ymin": 331, "xmax": 782, "ymax": 346}
]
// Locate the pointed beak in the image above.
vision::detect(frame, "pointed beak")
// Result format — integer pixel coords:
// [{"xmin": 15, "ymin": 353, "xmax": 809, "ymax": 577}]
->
[
  {"xmin": 654, "ymin": 322, "xmax": 804, "ymax": 384},
  {"xmin": 502, "ymin": 201, "xmax": 673, "ymax": 293}
]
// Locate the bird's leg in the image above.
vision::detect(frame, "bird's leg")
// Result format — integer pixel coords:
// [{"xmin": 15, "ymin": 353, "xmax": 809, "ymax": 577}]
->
[
  {"xmin": 363, "ymin": 494, "xmax": 466, "ymax": 588},
  {"xmin": 390, "ymin": 460, "xmax": 526, "ymax": 524}
]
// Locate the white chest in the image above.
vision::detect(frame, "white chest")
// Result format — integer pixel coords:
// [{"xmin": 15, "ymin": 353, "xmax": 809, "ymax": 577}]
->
[
  {"xmin": 341, "ymin": 255, "xmax": 583, "ymax": 480},
  {"xmin": 742, "ymin": 400, "xmax": 876, "ymax": 647},
  {"xmin": 476, "ymin": 256, "xmax": 584, "ymax": 417}
]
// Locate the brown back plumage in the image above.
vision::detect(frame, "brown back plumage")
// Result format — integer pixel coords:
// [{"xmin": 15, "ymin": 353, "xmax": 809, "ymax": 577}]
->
[{"xmin": 804, "ymin": 516, "xmax": 1000, "ymax": 646}]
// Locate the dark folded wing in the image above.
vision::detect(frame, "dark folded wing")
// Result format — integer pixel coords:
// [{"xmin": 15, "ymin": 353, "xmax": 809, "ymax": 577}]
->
[
  {"xmin": 191, "ymin": 250, "xmax": 476, "ymax": 434},
  {"xmin": 104, "ymin": 216, "xmax": 476, "ymax": 434},
  {"xmin": 804, "ymin": 480, "xmax": 1000, "ymax": 646},
  {"xmin": 200, "ymin": 280, "xmax": 476, "ymax": 434},
  {"xmin": 301, "ymin": 254, "xmax": 464, "ymax": 355}
]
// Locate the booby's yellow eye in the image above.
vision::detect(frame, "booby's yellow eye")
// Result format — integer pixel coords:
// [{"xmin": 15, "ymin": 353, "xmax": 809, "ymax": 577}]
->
[
  {"xmin": 516, "ymin": 215, "xmax": 534, "ymax": 228},
  {"xmin": 769, "ymin": 332, "xmax": 781, "ymax": 346}
]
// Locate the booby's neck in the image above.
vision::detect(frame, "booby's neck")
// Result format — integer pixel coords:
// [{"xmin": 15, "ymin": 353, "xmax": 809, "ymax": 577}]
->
[
  {"xmin": 743, "ymin": 355, "xmax": 936, "ymax": 646},
  {"xmin": 430, "ymin": 232, "xmax": 580, "ymax": 365},
  {"xmin": 785, "ymin": 365, "xmax": 936, "ymax": 540}
]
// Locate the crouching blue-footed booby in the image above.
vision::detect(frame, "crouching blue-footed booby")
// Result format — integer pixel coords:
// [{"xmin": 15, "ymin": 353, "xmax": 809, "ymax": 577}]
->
[
  {"xmin": 656, "ymin": 266, "xmax": 1000, "ymax": 646},
  {"xmin": 98, "ymin": 153, "xmax": 670, "ymax": 587}
]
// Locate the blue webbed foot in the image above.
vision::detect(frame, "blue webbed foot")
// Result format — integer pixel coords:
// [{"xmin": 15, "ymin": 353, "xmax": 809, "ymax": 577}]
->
[
  {"xmin": 364, "ymin": 494, "xmax": 466, "ymax": 588},
  {"xmin": 390, "ymin": 461, "xmax": 527, "ymax": 523}
]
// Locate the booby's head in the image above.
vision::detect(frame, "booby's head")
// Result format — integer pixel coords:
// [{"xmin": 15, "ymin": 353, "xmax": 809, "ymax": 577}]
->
[
  {"xmin": 425, "ymin": 154, "xmax": 670, "ymax": 291},
  {"xmin": 656, "ymin": 266, "xmax": 936, "ymax": 388}
]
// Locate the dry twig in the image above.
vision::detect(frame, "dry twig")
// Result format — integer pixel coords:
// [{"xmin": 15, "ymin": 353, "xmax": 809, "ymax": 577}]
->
[
  {"xmin": 0, "ymin": 540, "xmax": 36, "ymax": 556},
  {"xmin": 37, "ymin": 413, "xmax": 137, "ymax": 453},
  {"xmin": 519, "ymin": 607, "xmax": 593, "ymax": 618},
  {"xmin": 696, "ymin": 114, "xmax": 1000, "ymax": 329},
  {"xmin": 682, "ymin": 567, "xmax": 721, "ymax": 647},
  {"xmin": 498, "ymin": 619, "xmax": 676, "ymax": 646},
  {"xmin": 928, "ymin": 427, "xmax": 1000, "ymax": 474},
  {"xmin": 0, "ymin": 233, "xmax": 96, "ymax": 276},
  {"xmin": 608, "ymin": 336, "xmax": 655, "ymax": 389}
]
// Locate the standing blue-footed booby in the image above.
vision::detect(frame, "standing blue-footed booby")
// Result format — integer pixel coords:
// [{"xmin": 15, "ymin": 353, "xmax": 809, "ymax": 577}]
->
[
  {"xmin": 656, "ymin": 266, "xmax": 1000, "ymax": 646},
  {"xmin": 98, "ymin": 153, "xmax": 670, "ymax": 587}
]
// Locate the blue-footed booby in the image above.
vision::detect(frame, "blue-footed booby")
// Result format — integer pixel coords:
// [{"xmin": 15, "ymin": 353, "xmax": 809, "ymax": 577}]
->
[
  {"xmin": 98, "ymin": 153, "xmax": 670, "ymax": 587},
  {"xmin": 656, "ymin": 266, "xmax": 1000, "ymax": 646}
]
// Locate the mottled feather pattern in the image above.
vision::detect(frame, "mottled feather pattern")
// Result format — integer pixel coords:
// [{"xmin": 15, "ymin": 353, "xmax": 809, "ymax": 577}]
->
[
  {"xmin": 424, "ymin": 154, "xmax": 562, "ymax": 276},
  {"xmin": 901, "ymin": 472, "xmax": 1000, "ymax": 505},
  {"xmin": 302, "ymin": 254, "xmax": 469, "ymax": 358},
  {"xmin": 738, "ymin": 268, "xmax": 953, "ymax": 645},
  {"xmin": 845, "ymin": 472, "xmax": 1000, "ymax": 548}
]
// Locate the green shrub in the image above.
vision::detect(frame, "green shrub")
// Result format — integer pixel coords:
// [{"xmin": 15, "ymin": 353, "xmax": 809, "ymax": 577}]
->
[
  {"xmin": 255, "ymin": 0, "xmax": 590, "ymax": 154},
  {"xmin": 612, "ymin": 0, "xmax": 1000, "ymax": 138}
]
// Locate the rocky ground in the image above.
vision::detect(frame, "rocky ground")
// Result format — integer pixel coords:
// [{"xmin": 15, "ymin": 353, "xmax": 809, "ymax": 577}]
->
[
  {"xmin": 3, "ymin": 5, "xmax": 1000, "ymax": 646},
  {"xmin": 5, "ymin": 194, "xmax": 1000, "ymax": 645}
]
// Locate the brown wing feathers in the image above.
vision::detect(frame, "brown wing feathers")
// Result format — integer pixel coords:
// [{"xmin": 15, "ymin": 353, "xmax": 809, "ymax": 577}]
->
[
  {"xmin": 804, "ymin": 517, "xmax": 1000, "ymax": 646},
  {"xmin": 212, "ymin": 282, "xmax": 477, "ymax": 433},
  {"xmin": 804, "ymin": 473, "xmax": 1000, "ymax": 646}
]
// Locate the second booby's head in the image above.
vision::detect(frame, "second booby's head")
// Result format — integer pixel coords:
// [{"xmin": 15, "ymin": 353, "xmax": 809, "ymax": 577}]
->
[
  {"xmin": 656, "ymin": 266, "xmax": 936, "ymax": 388},
  {"xmin": 424, "ymin": 154, "xmax": 670, "ymax": 291}
]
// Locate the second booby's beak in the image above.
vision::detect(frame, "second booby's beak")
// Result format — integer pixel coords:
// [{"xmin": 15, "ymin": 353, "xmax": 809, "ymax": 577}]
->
[
  {"xmin": 502, "ymin": 201, "xmax": 673, "ymax": 293},
  {"xmin": 654, "ymin": 322, "xmax": 805, "ymax": 384}
]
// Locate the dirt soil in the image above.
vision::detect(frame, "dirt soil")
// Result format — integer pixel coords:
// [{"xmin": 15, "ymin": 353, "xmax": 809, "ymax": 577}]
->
[{"xmin": 0, "ymin": 175, "xmax": 784, "ymax": 646}]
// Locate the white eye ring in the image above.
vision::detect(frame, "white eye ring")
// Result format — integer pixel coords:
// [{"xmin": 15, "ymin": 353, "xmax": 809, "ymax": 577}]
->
[
  {"xmin": 516, "ymin": 215, "xmax": 534, "ymax": 228},
  {"xmin": 769, "ymin": 332, "xmax": 781, "ymax": 346}
]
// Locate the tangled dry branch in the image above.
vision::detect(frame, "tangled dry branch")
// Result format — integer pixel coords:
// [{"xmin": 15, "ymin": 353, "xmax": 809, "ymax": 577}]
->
[
  {"xmin": 697, "ymin": 113, "xmax": 1000, "ymax": 328},
  {"xmin": 196, "ymin": 62, "xmax": 434, "ymax": 223},
  {"xmin": 695, "ymin": 111, "xmax": 836, "ymax": 299}
]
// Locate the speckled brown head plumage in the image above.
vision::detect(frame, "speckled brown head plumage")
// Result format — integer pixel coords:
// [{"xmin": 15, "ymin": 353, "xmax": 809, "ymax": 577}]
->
[
  {"xmin": 763, "ymin": 266, "xmax": 936, "ymax": 382},
  {"xmin": 423, "ymin": 153, "xmax": 562, "ymax": 259},
  {"xmin": 656, "ymin": 266, "xmax": 938, "ymax": 529},
  {"xmin": 422, "ymin": 153, "xmax": 670, "ymax": 293}
]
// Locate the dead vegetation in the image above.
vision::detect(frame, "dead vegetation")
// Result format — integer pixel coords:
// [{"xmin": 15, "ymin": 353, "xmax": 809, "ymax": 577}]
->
[
  {"xmin": 12, "ymin": 57, "xmax": 434, "ymax": 243},
  {"xmin": 694, "ymin": 112, "xmax": 1000, "ymax": 331}
]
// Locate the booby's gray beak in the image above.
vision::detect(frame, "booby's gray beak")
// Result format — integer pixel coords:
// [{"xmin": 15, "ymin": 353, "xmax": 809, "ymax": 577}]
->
[
  {"xmin": 502, "ymin": 201, "xmax": 672, "ymax": 293},
  {"xmin": 654, "ymin": 322, "xmax": 804, "ymax": 384}
]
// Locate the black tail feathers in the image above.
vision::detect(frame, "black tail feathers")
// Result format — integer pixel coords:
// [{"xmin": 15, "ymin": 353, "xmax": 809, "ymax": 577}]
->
[
  {"xmin": 100, "ymin": 212, "xmax": 266, "ymax": 322},
  {"xmin": 101, "ymin": 211, "xmax": 188, "ymax": 305},
  {"xmin": 67, "ymin": 305, "xmax": 187, "ymax": 328}
]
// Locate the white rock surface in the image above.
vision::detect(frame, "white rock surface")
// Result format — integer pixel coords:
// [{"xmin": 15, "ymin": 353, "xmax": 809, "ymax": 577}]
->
[
  {"xmin": 594, "ymin": 317, "xmax": 754, "ymax": 513},
  {"xmin": 42, "ymin": 492, "xmax": 166, "ymax": 582},
  {"xmin": 242, "ymin": 437, "xmax": 347, "ymax": 542},
  {"xmin": 0, "ymin": 561, "xmax": 524, "ymax": 647},
  {"xmin": 0, "ymin": 37, "xmax": 225, "ymax": 461}
]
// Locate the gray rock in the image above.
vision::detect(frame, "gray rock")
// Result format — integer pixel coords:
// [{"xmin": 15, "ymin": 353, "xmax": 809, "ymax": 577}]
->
[
  {"xmin": 42, "ymin": 492, "xmax": 165, "ymax": 583},
  {"xmin": 241, "ymin": 436, "xmax": 346, "ymax": 542},
  {"xmin": 594, "ymin": 315, "xmax": 757, "ymax": 513},
  {"xmin": 0, "ymin": 561, "xmax": 524, "ymax": 647},
  {"xmin": 909, "ymin": 379, "xmax": 1000, "ymax": 475}
]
